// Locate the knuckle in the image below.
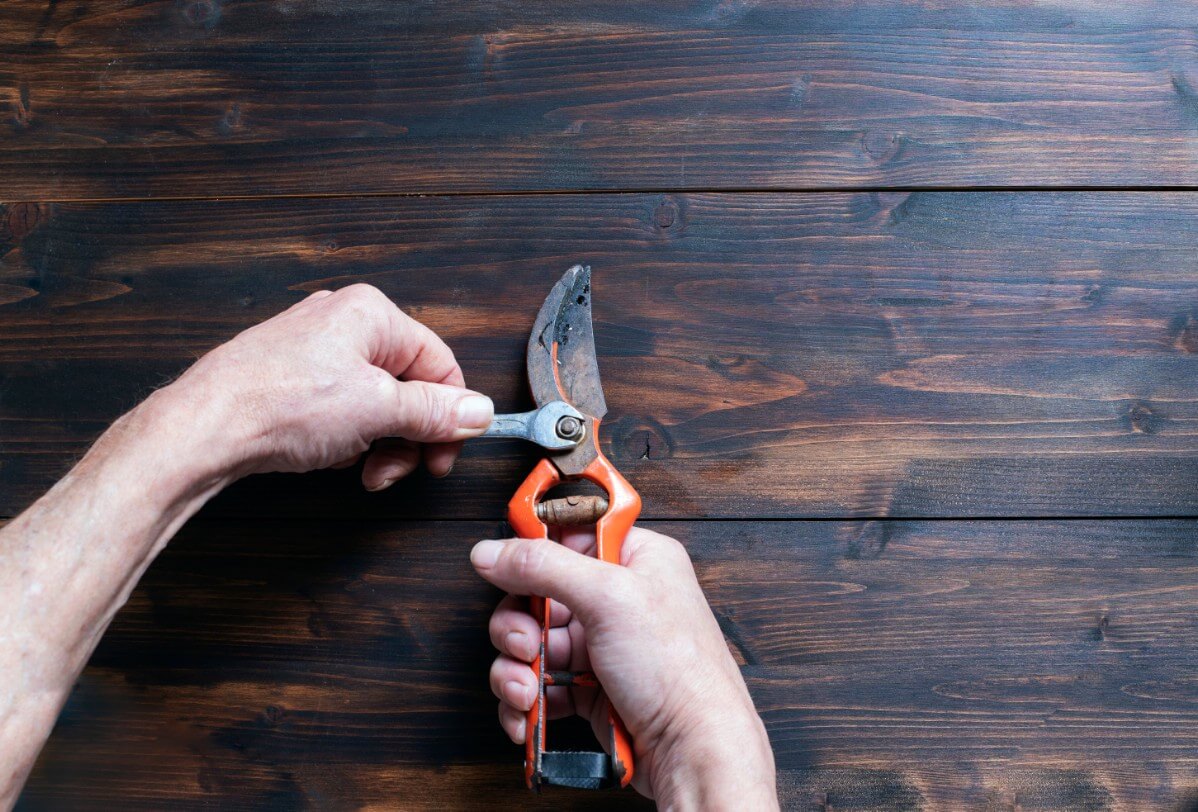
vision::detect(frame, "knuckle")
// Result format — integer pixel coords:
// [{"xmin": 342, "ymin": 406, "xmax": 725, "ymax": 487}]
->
[
  {"xmin": 487, "ymin": 612, "xmax": 507, "ymax": 649},
  {"xmin": 341, "ymin": 283, "xmax": 383, "ymax": 304},
  {"xmin": 338, "ymin": 284, "xmax": 389, "ymax": 322},
  {"xmin": 370, "ymin": 369, "xmax": 398, "ymax": 401},
  {"xmin": 362, "ymin": 374, "xmax": 401, "ymax": 429},
  {"xmin": 414, "ymin": 384, "xmax": 452, "ymax": 436},
  {"xmin": 393, "ymin": 305, "xmax": 420, "ymax": 330},
  {"xmin": 488, "ymin": 656, "xmax": 505, "ymax": 687}
]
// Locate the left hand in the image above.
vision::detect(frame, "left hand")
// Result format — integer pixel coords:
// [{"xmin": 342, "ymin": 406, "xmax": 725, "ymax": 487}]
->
[{"xmin": 472, "ymin": 526, "xmax": 777, "ymax": 805}]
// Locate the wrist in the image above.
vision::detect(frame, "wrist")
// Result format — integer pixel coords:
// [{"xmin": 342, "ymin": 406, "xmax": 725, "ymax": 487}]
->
[
  {"xmin": 650, "ymin": 703, "xmax": 777, "ymax": 811},
  {"xmin": 92, "ymin": 383, "xmax": 242, "ymax": 540},
  {"xmin": 141, "ymin": 373, "xmax": 254, "ymax": 485}
]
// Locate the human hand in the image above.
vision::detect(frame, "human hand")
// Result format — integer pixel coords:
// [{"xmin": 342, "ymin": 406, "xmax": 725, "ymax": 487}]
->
[
  {"xmin": 0, "ymin": 283, "xmax": 495, "ymax": 806},
  {"xmin": 159, "ymin": 284, "xmax": 492, "ymax": 489},
  {"xmin": 471, "ymin": 526, "xmax": 777, "ymax": 809}
]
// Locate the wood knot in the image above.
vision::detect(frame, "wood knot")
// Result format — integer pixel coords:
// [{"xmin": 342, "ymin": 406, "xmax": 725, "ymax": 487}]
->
[
  {"xmin": 1123, "ymin": 402, "xmax": 1158, "ymax": 435},
  {"xmin": 11, "ymin": 82, "xmax": 32, "ymax": 130},
  {"xmin": 306, "ymin": 611, "xmax": 328, "ymax": 637},
  {"xmin": 217, "ymin": 102, "xmax": 242, "ymax": 136},
  {"xmin": 5, "ymin": 202, "xmax": 43, "ymax": 241},
  {"xmin": 790, "ymin": 74, "xmax": 812, "ymax": 107},
  {"xmin": 844, "ymin": 521, "xmax": 890, "ymax": 560},
  {"xmin": 652, "ymin": 196, "xmax": 682, "ymax": 232},
  {"xmin": 654, "ymin": 200, "xmax": 677, "ymax": 229},
  {"xmin": 259, "ymin": 705, "xmax": 284, "ymax": 727},
  {"xmin": 181, "ymin": 0, "xmax": 221, "ymax": 28},
  {"xmin": 862, "ymin": 130, "xmax": 904, "ymax": 164},
  {"xmin": 1169, "ymin": 309, "xmax": 1198, "ymax": 353},
  {"xmin": 873, "ymin": 191, "xmax": 912, "ymax": 223},
  {"xmin": 609, "ymin": 415, "xmax": 674, "ymax": 463},
  {"xmin": 1172, "ymin": 73, "xmax": 1198, "ymax": 120}
]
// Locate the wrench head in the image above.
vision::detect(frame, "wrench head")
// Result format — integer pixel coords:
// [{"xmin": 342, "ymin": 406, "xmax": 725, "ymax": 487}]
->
[
  {"xmin": 528, "ymin": 401, "xmax": 586, "ymax": 449},
  {"xmin": 526, "ymin": 265, "xmax": 607, "ymax": 421}
]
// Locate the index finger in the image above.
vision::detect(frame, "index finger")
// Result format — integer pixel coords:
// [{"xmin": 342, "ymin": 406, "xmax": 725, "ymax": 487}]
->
[{"xmin": 383, "ymin": 307, "xmax": 466, "ymax": 386}]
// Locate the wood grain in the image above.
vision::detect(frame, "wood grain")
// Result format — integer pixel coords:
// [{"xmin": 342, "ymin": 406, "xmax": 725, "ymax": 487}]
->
[
  {"xmin": 4, "ymin": 192, "xmax": 1198, "ymax": 519},
  {"xmin": 5, "ymin": 2, "xmax": 1195, "ymax": 809},
  {"xmin": 7, "ymin": 1, "xmax": 1198, "ymax": 196},
  {"xmin": 18, "ymin": 518, "xmax": 1198, "ymax": 810}
]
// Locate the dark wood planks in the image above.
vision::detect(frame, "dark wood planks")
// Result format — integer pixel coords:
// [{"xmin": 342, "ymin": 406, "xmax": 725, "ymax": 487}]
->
[
  {"xmin": 5, "ymin": 3, "xmax": 1194, "ymax": 810},
  {"xmin": 4, "ymin": 192, "xmax": 1198, "ymax": 519},
  {"xmin": 19, "ymin": 518, "xmax": 1198, "ymax": 809},
  {"xmin": 7, "ymin": 1, "xmax": 1198, "ymax": 196}
]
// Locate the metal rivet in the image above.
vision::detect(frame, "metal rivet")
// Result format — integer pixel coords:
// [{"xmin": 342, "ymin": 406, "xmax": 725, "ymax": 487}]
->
[{"xmin": 555, "ymin": 415, "xmax": 583, "ymax": 441}]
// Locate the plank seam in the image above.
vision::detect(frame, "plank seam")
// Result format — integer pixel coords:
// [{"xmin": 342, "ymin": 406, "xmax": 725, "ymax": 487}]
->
[{"xmin": 10, "ymin": 185, "xmax": 1198, "ymax": 205}]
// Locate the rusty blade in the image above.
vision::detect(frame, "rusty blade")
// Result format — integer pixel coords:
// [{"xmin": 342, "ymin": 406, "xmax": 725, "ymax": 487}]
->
[{"xmin": 526, "ymin": 265, "xmax": 607, "ymax": 420}]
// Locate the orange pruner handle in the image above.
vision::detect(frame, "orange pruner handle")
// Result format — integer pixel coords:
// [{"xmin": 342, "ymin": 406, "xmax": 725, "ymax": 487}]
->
[{"xmin": 507, "ymin": 438, "xmax": 641, "ymax": 790}]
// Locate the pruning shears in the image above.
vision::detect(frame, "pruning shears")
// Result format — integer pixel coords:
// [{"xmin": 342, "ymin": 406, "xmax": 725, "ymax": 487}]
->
[{"xmin": 478, "ymin": 265, "xmax": 641, "ymax": 791}]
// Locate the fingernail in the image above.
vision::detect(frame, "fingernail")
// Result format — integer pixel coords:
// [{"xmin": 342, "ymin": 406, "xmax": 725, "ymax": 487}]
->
[
  {"xmin": 366, "ymin": 477, "xmax": 395, "ymax": 493},
  {"xmin": 506, "ymin": 680, "xmax": 534, "ymax": 711},
  {"xmin": 471, "ymin": 539, "xmax": 504, "ymax": 569},
  {"xmin": 455, "ymin": 395, "xmax": 494, "ymax": 430},
  {"xmin": 506, "ymin": 631, "xmax": 531, "ymax": 661},
  {"xmin": 432, "ymin": 463, "xmax": 454, "ymax": 480}
]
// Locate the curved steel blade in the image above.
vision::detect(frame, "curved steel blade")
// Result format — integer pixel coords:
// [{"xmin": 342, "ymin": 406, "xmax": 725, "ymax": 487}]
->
[{"xmin": 526, "ymin": 265, "xmax": 607, "ymax": 420}]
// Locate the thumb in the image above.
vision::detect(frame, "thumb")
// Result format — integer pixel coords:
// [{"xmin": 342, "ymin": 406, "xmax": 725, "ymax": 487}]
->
[
  {"xmin": 381, "ymin": 377, "xmax": 494, "ymax": 443},
  {"xmin": 471, "ymin": 538, "xmax": 621, "ymax": 618}
]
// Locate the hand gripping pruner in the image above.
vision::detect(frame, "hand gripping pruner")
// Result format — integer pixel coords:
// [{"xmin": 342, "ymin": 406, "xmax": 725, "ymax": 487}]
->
[{"xmin": 479, "ymin": 265, "xmax": 641, "ymax": 791}]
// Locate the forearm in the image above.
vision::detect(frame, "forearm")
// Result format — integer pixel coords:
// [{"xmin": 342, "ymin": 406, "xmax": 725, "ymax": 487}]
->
[{"xmin": 0, "ymin": 385, "xmax": 235, "ymax": 806}]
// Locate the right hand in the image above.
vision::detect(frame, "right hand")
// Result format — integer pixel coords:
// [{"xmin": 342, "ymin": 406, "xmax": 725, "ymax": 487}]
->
[
  {"xmin": 471, "ymin": 526, "xmax": 778, "ymax": 809},
  {"xmin": 159, "ymin": 284, "xmax": 493, "ymax": 490}
]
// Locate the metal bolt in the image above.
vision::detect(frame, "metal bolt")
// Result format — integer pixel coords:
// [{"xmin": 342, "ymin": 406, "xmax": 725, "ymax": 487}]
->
[{"xmin": 555, "ymin": 415, "xmax": 583, "ymax": 441}]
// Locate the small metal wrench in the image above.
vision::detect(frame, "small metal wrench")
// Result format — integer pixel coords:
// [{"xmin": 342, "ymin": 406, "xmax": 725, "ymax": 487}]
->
[{"xmin": 481, "ymin": 400, "xmax": 586, "ymax": 451}]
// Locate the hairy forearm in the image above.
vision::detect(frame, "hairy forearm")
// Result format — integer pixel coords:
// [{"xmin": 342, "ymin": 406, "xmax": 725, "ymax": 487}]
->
[{"xmin": 0, "ymin": 385, "xmax": 235, "ymax": 807}]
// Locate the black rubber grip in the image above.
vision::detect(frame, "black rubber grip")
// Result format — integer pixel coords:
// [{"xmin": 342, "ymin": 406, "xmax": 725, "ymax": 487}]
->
[{"xmin": 539, "ymin": 751, "xmax": 612, "ymax": 790}]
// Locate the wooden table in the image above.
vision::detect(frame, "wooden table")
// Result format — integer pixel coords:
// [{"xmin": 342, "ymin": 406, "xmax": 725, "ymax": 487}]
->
[{"xmin": 6, "ymin": 2, "xmax": 1198, "ymax": 809}]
